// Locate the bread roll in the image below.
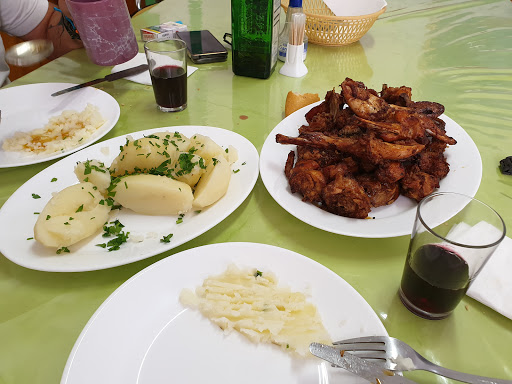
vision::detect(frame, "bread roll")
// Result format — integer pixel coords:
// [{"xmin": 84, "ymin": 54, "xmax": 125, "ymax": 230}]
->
[{"xmin": 285, "ymin": 91, "xmax": 320, "ymax": 117}]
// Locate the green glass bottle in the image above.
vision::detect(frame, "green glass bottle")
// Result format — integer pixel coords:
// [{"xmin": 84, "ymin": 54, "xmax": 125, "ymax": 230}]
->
[{"xmin": 231, "ymin": 0, "xmax": 281, "ymax": 79}]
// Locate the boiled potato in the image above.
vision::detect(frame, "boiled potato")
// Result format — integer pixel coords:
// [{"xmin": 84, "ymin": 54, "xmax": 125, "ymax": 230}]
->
[
  {"xmin": 110, "ymin": 136, "xmax": 180, "ymax": 177},
  {"xmin": 188, "ymin": 134, "xmax": 227, "ymax": 165},
  {"xmin": 150, "ymin": 131, "xmax": 191, "ymax": 152},
  {"xmin": 193, "ymin": 157, "xmax": 231, "ymax": 208},
  {"xmin": 74, "ymin": 159, "xmax": 111, "ymax": 194},
  {"xmin": 34, "ymin": 182, "xmax": 110, "ymax": 248},
  {"xmin": 225, "ymin": 145, "xmax": 239, "ymax": 165},
  {"xmin": 112, "ymin": 174, "xmax": 193, "ymax": 215},
  {"xmin": 171, "ymin": 152, "xmax": 206, "ymax": 187}
]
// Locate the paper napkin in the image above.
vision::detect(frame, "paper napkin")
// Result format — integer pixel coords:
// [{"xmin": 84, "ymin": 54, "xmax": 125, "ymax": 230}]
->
[
  {"xmin": 467, "ymin": 235, "xmax": 512, "ymax": 320},
  {"xmin": 111, "ymin": 52, "xmax": 198, "ymax": 85},
  {"xmin": 322, "ymin": 0, "xmax": 387, "ymax": 17}
]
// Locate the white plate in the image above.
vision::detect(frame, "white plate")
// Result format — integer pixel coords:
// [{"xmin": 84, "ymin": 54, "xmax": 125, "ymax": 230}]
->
[
  {"xmin": 0, "ymin": 126, "xmax": 259, "ymax": 272},
  {"xmin": 0, "ymin": 83, "xmax": 120, "ymax": 168},
  {"xmin": 260, "ymin": 102, "xmax": 482, "ymax": 238},
  {"xmin": 60, "ymin": 242, "xmax": 388, "ymax": 384}
]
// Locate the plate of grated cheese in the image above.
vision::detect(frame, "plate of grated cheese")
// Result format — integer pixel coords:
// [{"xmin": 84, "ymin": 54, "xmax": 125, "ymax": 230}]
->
[
  {"xmin": 60, "ymin": 242, "xmax": 388, "ymax": 384},
  {"xmin": 0, "ymin": 82, "xmax": 120, "ymax": 168}
]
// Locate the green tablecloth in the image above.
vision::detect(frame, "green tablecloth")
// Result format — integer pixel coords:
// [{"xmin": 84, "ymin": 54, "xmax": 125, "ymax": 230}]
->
[{"xmin": 1, "ymin": 0, "xmax": 511, "ymax": 382}]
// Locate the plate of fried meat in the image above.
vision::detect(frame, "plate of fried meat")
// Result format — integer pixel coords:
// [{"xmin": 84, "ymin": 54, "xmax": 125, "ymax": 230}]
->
[{"xmin": 260, "ymin": 78, "xmax": 482, "ymax": 238}]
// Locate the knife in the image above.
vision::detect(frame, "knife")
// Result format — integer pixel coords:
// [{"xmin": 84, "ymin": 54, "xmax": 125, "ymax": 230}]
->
[
  {"xmin": 310, "ymin": 342, "xmax": 417, "ymax": 384},
  {"xmin": 51, "ymin": 64, "xmax": 149, "ymax": 97}
]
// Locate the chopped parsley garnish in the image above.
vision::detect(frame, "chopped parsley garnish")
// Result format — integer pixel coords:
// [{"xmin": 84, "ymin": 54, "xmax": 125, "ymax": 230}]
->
[
  {"xmin": 76, "ymin": 204, "xmax": 84, "ymax": 213},
  {"xmin": 225, "ymin": 148, "xmax": 229, "ymax": 153},
  {"xmin": 46, "ymin": 215, "xmax": 51, "ymax": 220},
  {"xmin": 195, "ymin": 210, "xmax": 202, "ymax": 214},
  {"xmin": 102, "ymin": 219, "xmax": 125, "ymax": 237},
  {"xmin": 96, "ymin": 220, "xmax": 129, "ymax": 251},
  {"xmin": 82, "ymin": 160, "xmax": 107, "ymax": 175},
  {"xmin": 212, "ymin": 158, "xmax": 219, "ymax": 166},
  {"xmin": 160, "ymin": 233, "xmax": 173, "ymax": 243},
  {"xmin": 32, "ymin": 193, "xmax": 41, "ymax": 199},
  {"xmin": 51, "ymin": 178, "xmax": 57, "ymax": 182},
  {"xmin": 254, "ymin": 270, "xmax": 263, "ymax": 277},
  {"xmin": 26, "ymin": 237, "xmax": 34, "ymax": 240},
  {"xmin": 176, "ymin": 214, "xmax": 185, "ymax": 224},
  {"xmin": 233, "ymin": 169, "xmax": 240, "ymax": 174},
  {"xmin": 242, "ymin": 162, "xmax": 246, "ymax": 166},
  {"xmin": 56, "ymin": 247, "xmax": 70, "ymax": 254}
]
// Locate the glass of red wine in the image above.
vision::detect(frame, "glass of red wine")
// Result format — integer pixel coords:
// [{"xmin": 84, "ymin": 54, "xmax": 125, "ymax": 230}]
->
[
  {"xmin": 399, "ymin": 192, "xmax": 506, "ymax": 320},
  {"xmin": 144, "ymin": 39, "xmax": 187, "ymax": 112}
]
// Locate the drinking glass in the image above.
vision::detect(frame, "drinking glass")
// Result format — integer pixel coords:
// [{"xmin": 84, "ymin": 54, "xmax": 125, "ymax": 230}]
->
[
  {"xmin": 398, "ymin": 192, "xmax": 506, "ymax": 320},
  {"xmin": 67, "ymin": 0, "xmax": 138, "ymax": 66},
  {"xmin": 144, "ymin": 39, "xmax": 187, "ymax": 112}
]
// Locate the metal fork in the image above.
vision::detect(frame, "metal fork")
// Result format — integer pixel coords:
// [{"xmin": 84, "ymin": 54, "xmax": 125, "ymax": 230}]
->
[{"xmin": 333, "ymin": 336, "xmax": 512, "ymax": 384}]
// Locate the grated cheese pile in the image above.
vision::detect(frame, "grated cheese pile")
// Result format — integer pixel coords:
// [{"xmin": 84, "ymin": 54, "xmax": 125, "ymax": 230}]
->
[
  {"xmin": 2, "ymin": 104, "xmax": 105, "ymax": 155},
  {"xmin": 180, "ymin": 264, "xmax": 332, "ymax": 356}
]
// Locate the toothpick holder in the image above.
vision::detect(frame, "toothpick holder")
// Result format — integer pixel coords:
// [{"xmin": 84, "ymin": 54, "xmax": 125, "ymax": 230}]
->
[{"xmin": 279, "ymin": 43, "xmax": 308, "ymax": 78}]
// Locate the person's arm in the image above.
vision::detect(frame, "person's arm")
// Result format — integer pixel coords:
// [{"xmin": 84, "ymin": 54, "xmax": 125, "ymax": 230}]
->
[{"xmin": 20, "ymin": 0, "xmax": 82, "ymax": 60}]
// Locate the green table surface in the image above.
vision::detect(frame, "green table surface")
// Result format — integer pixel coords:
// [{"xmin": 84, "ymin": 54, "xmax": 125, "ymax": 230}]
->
[{"xmin": 1, "ymin": 0, "xmax": 511, "ymax": 383}]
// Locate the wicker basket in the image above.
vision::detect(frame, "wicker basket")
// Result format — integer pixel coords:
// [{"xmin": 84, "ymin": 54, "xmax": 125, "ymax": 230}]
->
[{"xmin": 281, "ymin": 0, "xmax": 386, "ymax": 46}]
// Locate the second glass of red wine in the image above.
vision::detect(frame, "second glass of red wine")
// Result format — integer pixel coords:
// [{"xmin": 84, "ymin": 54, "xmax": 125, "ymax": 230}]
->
[
  {"xmin": 399, "ymin": 192, "xmax": 505, "ymax": 320},
  {"xmin": 144, "ymin": 39, "xmax": 187, "ymax": 112}
]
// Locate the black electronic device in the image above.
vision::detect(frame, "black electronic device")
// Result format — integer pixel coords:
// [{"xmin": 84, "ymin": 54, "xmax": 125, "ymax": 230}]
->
[{"xmin": 176, "ymin": 30, "xmax": 228, "ymax": 64}]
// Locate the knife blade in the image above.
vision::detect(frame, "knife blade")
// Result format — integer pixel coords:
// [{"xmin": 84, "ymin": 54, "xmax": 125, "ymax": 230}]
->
[
  {"xmin": 310, "ymin": 343, "xmax": 417, "ymax": 384},
  {"xmin": 51, "ymin": 64, "xmax": 149, "ymax": 97}
]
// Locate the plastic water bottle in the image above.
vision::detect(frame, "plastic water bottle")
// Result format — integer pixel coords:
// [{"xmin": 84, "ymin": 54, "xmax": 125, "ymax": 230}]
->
[{"xmin": 278, "ymin": 0, "xmax": 307, "ymax": 62}]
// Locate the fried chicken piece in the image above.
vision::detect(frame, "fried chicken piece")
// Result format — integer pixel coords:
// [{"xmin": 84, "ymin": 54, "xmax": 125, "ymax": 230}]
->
[
  {"xmin": 296, "ymin": 146, "xmax": 345, "ymax": 167},
  {"xmin": 326, "ymin": 88, "xmax": 345, "ymax": 120},
  {"xmin": 356, "ymin": 108, "xmax": 456, "ymax": 145},
  {"xmin": 400, "ymin": 164, "xmax": 440, "ymax": 202},
  {"xmin": 416, "ymin": 139, "xmax": 450, "ymax": 179},
  {"xmin": 335, "ymin": 108, "xmax": 362, "ymax": 136},
  {"xmin": 407, "ymin": 101, "xmax": 445, "ymax": 117},
  {"xmin": 305, "ymin": 101, "xmax": 329, "ymax": 123},
  {"xmin": 380, "ymin": 84, "xmax": 412, "ymax": 106},
  {"xmin": 375, "ymin": 161, "xmax": 406, "ymax": 183},
  {"xmin": 299, "ymin": 112, "xmax": 335, "ymax": 133},
  {"xmin": 356, "ymin": 174, "xmax": 400, "ymax": 207},
  {"xmin": 380, "ymin": 84, "xmax": 444, "ymax": 117},
  {"xmin": 341, "ymin": 78, "xmax": 391, "ymax": 121},
  {"xmin": 284, "ymin": 151, "xmax": 326, "ymax": 204},
  {"xmin": 322, "ymin": 157, "xmax": 359, "ymax": 181},
  {"xmin": 276, "ymin": 132, "xmax": 425, "ymax": 162},
  {"xmin": 322, "ymin": 173, "xmax": 371, "ymax": 219}
]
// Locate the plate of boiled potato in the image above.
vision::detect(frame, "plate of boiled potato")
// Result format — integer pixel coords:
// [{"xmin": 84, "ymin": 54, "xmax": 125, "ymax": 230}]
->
[{"xmin": 0, "ymin": 126, "xmax": 259, "ymax": 272}]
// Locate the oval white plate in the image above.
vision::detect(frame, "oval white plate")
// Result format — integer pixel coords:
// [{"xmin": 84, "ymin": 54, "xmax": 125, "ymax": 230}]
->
[
  {"xmin": 0, "ymin": 83, "xmax": 120, "ymax": 168},
  {"xmin": 260, "ymin": 102, "xmax": 482, "ymax": 238},
  {"xmin": 0, "ymin": 126, "xmax": 259, "ymax": 272},
  {"xmin": 60, "ymin": 242, "xmax": 387, "ymax": 384}
]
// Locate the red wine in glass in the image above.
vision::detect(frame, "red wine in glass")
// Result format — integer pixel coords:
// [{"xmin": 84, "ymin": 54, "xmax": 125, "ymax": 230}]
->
[
  {"xmin": 399, "ymin": 244, "xmax": 470, "ymax": 319},
  {"xmin": 150, "ymin": 65, "xmax": 187, "ymax": 110}
]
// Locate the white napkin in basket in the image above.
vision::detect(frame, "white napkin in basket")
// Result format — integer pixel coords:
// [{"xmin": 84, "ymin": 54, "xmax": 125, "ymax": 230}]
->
[
  {"xmin": 322, "ymin": 0, "xmax": 387, "ymax": 17},
  {"xmin": 111, "ymin": 53, "xmax": 198, "ymax": 85}
]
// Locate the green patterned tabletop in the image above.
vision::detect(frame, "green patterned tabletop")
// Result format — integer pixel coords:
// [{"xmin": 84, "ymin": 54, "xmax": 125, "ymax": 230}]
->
[{"xmin": 1, "ymin": 0, "xmax": 511, "ymax": 383}]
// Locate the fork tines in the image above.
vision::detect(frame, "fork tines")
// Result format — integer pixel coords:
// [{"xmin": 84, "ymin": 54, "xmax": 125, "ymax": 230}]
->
[{"xmin": 333, "ymin": 336, "xmax": 389, "ymax": 364}]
